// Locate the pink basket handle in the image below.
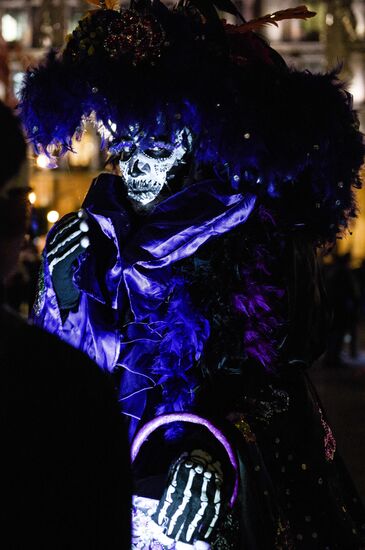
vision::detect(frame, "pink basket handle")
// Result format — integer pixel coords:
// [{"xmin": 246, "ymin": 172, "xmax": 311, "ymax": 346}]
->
[{"xmin": 131, "ymin": 413, "xmax": 239, "ymax": 508}]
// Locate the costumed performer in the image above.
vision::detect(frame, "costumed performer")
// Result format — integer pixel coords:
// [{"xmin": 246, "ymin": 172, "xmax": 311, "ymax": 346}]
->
[{"xmin": 20, "ymin": 0, "xmax": 365, "ymax": 548}]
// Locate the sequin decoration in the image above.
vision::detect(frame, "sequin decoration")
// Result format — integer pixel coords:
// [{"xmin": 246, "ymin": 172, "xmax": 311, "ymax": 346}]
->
[
  {"xmin": 319, "ymin": 407, "xmax": 336, "ymax": 462},
  {"xmin": 246, "ymin": 385, "xmax": 290, "ymax": 427},
  {"xmin": 233, "ymin": 414, "xmax": 256, "ymax": 443},
  {"xmin": 104, "ymin": 10, "xmax": 165, "ymax": 64},
  {"xmin": 33, "ymin": 257, "xmax": 45, "ymax": 317},
  {"xmin": 275, "ymin": 518, "xmax": 295, "ymax": 550},
  {"xmin": 211, "ymin": 509, "xmax": 240, "ymax": 550}
]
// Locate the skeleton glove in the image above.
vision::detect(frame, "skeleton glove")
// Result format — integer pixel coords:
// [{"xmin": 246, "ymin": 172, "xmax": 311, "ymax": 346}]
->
[
  {"xmin": 45, "ymin": 209, "xmax": 90, "ymax": 311},
  {"xmin": 152, "ymin": 449, "xmax": 224, "ymax": 545}
]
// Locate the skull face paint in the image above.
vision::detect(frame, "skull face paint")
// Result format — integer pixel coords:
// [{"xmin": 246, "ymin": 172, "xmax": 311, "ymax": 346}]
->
[{"xmin": 117, "ymin": 126, "xmax": 190, "ymax": 206}]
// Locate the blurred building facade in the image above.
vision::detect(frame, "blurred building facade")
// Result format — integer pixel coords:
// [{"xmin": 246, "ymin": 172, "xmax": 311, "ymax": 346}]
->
[{"xmin": 0, "ymin": 0, "xmax": 364, "ymax": 258}]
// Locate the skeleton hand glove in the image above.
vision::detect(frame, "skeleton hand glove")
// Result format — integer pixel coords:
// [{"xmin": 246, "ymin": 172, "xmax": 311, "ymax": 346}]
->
[
  {"xmin": 45, "ymin": 209, "xmax": 90, "ymax": 311},
  {"xmin": 152, "ymin": 449, "xmax": 224, "ymax": 546}
]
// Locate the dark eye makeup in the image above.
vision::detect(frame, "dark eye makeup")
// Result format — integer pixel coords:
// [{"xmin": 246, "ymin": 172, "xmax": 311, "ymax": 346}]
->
[{"xmin": 115, "ymin": 137, "xmax": 175, "ymax": 161}]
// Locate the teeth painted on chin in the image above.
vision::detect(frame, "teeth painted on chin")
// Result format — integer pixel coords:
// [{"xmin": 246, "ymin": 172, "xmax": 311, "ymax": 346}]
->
[
  {"xmin": 127, "ymin": 191, "xmax": 156, "ymax": 204},
  {"xmin": 129, "ymin": 189, "xmax": 160, "ymax": 196},
  {"xmin": 133, "ymin": 188, "xmax": 160, "ymax": 192},
  {"xmin": 128, "ymin": 186, "xmax": 149, "ymax": 192},
  {"xmin": 126, "ymin": 179, "xmax": 166, "ymax": 191}
]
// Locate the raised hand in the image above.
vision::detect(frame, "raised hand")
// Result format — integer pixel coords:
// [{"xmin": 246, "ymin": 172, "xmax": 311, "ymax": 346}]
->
[
  {"xmin": 46, "ymin": 209, "xmax": 90, "ymax": 311},
  {"xmin": 152, "ymin": 449, "xmax": 224, "ymax": 546}
]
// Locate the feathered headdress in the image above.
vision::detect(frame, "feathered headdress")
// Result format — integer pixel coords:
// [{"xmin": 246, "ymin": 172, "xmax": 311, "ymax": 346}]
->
[
  {"xmin": 20, "ymin": 0, "xmax": 364, "ymax": 245},
  {"xmin": 20, "ymin": 0, "xmax": 315, "ymax": 154}
]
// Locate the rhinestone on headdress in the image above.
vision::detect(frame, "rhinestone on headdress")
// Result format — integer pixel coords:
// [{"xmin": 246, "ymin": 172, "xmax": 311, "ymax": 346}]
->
[{"xmin": 104, "ymin": 10, "xmax": 165, "ymax": 64}]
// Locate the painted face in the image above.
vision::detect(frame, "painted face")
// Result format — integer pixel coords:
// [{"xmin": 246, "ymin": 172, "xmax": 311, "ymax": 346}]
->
[{"xmin": 117, "ymin": 126, "xmax": 190, "ymax": 206}]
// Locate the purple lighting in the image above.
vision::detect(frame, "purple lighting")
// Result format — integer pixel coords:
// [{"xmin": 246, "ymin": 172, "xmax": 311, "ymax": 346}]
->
[{"xmin": 131, "ymin": 413, "xmax": 239, "ymax": 508}]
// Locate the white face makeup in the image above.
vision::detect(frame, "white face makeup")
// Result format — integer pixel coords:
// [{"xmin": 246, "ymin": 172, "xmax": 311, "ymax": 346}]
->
[{"xmin": 117, "ymin": 126, "xmax": 190, "ymax": 206}]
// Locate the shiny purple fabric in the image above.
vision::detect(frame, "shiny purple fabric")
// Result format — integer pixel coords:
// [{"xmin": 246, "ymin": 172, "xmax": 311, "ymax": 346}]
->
[
  {"xmin": 33, "ymin": 174, "xmax": 255, "ymax": 435},
  {"xmin": 122, "ymin": 179, "xmax": 256, "ymax": 319}
]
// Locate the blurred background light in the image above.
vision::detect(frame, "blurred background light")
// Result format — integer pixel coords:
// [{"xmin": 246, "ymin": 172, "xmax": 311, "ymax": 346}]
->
[
  {"xmin": 46, "ymin": 210, "xmax": 59, "ymax": 224},
  {"xmin": 2, "ymin": 14, "xmax": 18, "ymax": 42},
  {"xmin": 28, "ymin": 191, "xmax": 36, "ymax": 205},
  {"xmin": 36, "ymin": 154, "xmax": 50, "ymax": 170}
]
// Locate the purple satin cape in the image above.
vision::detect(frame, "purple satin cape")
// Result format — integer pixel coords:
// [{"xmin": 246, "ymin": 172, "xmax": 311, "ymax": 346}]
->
[{"xmin": 33, "ymin": 173, "xmax": 255, "ymax": 436}]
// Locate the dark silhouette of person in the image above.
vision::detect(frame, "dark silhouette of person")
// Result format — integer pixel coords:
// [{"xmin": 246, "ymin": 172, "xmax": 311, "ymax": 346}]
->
[
  {"xmin": 0, "ymin": 100, "xmax": 131, "ymax": 548},
  {"xmin": 5, "ymin": 238, "xmax": 41, "ymax": 315}
]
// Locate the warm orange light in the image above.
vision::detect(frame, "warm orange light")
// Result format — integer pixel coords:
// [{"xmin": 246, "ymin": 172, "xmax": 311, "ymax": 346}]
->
[
  {"xmin": 28, "ymin": 191, "xmax": 36, "ymax": 204},
  {"xmin": 36, "ymin": 154, "xmax": 51, "ymax": 169},
  {"xmin": 47, "ymin": 210, "xmax": 60, "ymax": 224}
]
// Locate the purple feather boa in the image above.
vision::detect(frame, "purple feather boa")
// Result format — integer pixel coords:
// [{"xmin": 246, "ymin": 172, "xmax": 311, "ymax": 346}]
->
[{"xmin": 233, "ymin": 207, "xmax": 285, "ymax": 370}]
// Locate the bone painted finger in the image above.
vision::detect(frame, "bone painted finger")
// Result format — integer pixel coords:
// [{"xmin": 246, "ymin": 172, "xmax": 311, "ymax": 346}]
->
[
  {"xmin": 194, "ymin": 464, "xmax": 204, "ymax": 474},
  {"xmin": 48, "ymin": 242, "xmax": 83, "ymax": 275},
  {"xmin": 80, "ymin": 236, "xmax": 90, "ymax": 248},
  {"xmin": 167, "ymin": 468, "xmax": 195, "ymax": 536},
  {"xmin": 202, "ymin": 491, "xmax": 221, "ymax": 540},
  {"xmin": 185, "ymin": 475, "xmax": 210, "ymax": 543},
  {"xmin": 47, "ymin": 229, "xmax": 84, "ymax": 261},
  {"xmin": 182, "ymin": 464, "xmax": 218, "ymax": 543},
  {"xmin": 207, "ymin": 466, "xmax": 223, "ymax": 486},
  {"xmin": 48, "ymin": 215, "xmax": 80, "ymax": 246},
  {"xmin": 170, "ymin": 461, "xmax": 211, "ymax": 542},
  {"xmin": 155, "ymin": 454, "xmax": 188, "ymax": 526},
  {"xmin": 157, "ymin": 462, "xmax": 181, "ymax": 526},
  {"xmin": 79, "ymin": 220, "xmax": 89, "ymax": 233}
]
